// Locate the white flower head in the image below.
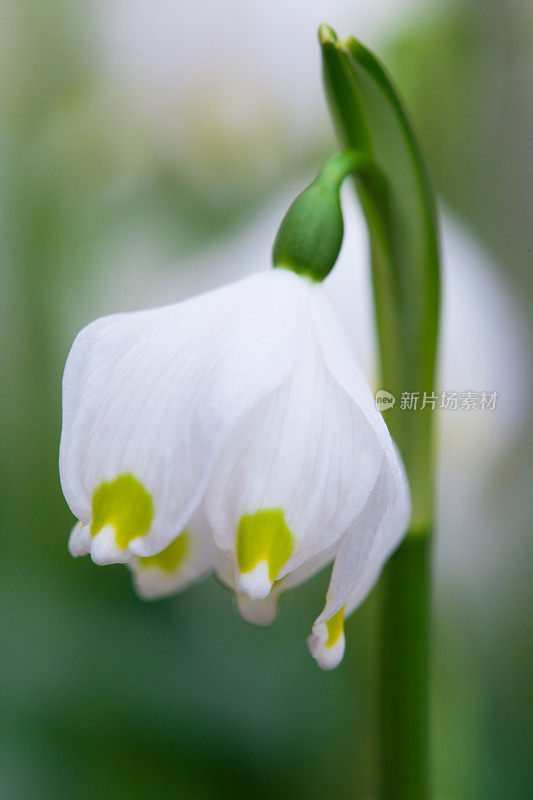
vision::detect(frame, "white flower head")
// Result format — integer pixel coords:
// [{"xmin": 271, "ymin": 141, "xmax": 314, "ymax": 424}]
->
[{"xmin": 60, "ymin": 267, "xmax": 409, "ymax": 666}]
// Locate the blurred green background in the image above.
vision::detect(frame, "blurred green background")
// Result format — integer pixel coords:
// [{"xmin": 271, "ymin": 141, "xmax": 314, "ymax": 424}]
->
[{"xmin": 1, "ymin": 1, "xmax": 532, "ymax": 798}]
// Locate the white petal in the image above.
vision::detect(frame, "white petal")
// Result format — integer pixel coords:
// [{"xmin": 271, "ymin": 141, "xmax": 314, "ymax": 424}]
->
[
  {"xmin": 91, "ymin": 524, "xmax": 130, "ymax": 565},
  {"xmin": 234, "ymin": 561, "xmax": 272, "ymax": 601},
  {"xmin": 205, "ymin": 307, "xmax": 383, "ymax": 599},
  {"xmin": 60, "ymin": 269, "xmax": 308, "ymax": 563},
  {"xmin": 214, "ymin": 540, "xmax": 336, "ymax": 626},
  {"xmin": 279, "ymin": 539, "xmax": 340, "ymax": 592},
  {"xmin": 316, "ymin": 449, "xmax": 409, "ymax": 625},
  {"xmin": 128, "ymin": 508, "xmax": 213, "ymax": 600},
  {"xmin": 345, "ymin": 472, "xmax": 410, "ymax": 617},
  {"xmin": 307, "ymin": 625, "xmax": 346, "ymax": 671},
  {"xmin": 235, "ymin": 592, "xmax": 279, "ymax": 627},
  {"xmin": 68, "ymin": 521, "xmax": 91, "ymax": 558},
  {"xmin": 214, "ymin": 539, "xmax": 338, "ymax": 594},
  {"xmin": 310, "ymin": 285, "xmax": 399, "ymax": 472},
  {"xmin": 214, "ymin": 548, "xmax": 280, "ymax": 625},
  {"xmin": 308, "ymin": 448, "xmax": 410, "ymax": 670},
  {"xmin": 213, "ymin": 548, "xmax": 235, "ymax": 589}
]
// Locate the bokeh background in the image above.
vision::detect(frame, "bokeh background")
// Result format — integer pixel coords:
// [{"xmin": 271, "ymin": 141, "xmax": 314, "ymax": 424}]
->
[{"xmin": 1, "ymin": 1, "xmax": 532, "ymax": 798}]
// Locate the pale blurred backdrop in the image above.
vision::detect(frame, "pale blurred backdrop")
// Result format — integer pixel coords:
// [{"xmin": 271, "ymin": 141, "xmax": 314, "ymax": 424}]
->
[{"xmin": 1, "ymin": 1, "xmax": 532, "ymax": 798}]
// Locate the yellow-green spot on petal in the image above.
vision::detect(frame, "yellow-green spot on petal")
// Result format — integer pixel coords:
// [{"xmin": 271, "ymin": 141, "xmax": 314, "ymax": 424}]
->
[
  {"xmin": 136, "ymin": 531, "xmax": 189, "ymax": 573},
  {"xmin": 326, "ymin": 606, "xmax": 345, "ymax": 648},
  {"xmin": 236, "ymin": 509, "xmax": 294, "ymax": 581},
  {"xmin": 90, "ymin": 473, "xmax": 154, "ymax": 550}
]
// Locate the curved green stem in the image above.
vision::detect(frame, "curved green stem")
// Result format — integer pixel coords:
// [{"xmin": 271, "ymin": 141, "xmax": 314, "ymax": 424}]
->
[
  {"xmin": 316, "ymin": 148, "xmax": 374, "ymax": 187},
  {"xmin": 272, "ymin": 149, "xmax": 383, "ymax": 283}
]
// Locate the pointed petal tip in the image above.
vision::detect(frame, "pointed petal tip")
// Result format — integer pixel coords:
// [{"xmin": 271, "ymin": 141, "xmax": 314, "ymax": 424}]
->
[
  {"xmin": 90, "ymin": 524, "xmax": 129, "ymax": 566},
  {"xmin": 308, "ymin": 624, "xmax": 346, "ymax": 671},
  {"xmin": 235, "ymin": 561, "xmax": 273, "ymax": 601}
]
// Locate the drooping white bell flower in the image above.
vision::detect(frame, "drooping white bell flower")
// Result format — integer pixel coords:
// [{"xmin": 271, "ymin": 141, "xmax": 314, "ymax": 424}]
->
[
  {"xmin": 60, "ymin": 265, "xmax": 409, "ymax": 630},
  {"xmin": 90, "ymin": 183, "xmax": 528, "ymax": 665}
]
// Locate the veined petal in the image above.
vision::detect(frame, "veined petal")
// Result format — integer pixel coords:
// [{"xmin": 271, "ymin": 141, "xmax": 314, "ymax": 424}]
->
[
  {"xmin": 205, "ymin": 300, "xmax": 384, "ymax": 600},
  {"xmin": 345, "ymin": 464, "xmax": 410, "ymax": 618},
  {"xmin": 278, "ymin": 538, "xmax": 341, "ymax": 592},
  {"xmin": 309, "ymin": 448, "xmax": 410, "ymax": 669},
  {"xmin": 302, "ymin": 283, "xmax": 410, "ymax": 670},
  {"xmin": 128, "ymin": 507, "xmax": 213, "ymax": 600},
  {"xmin": 60, "ymin": 269, "xmax": 309, "ymax": 563},
  {"xmin": 311, "ymin": 286, "xmax": 400, "ymax": 471}
]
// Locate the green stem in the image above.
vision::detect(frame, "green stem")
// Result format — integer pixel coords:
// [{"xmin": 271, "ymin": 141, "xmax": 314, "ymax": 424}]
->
[
  {"xmin": 316, "ymin": 148, "xmax": 372, "ymax": 187},
  {"xmin": 378, "ymin": 534, "xmax": 431, "ymax": 800},
  {"xmin": 318, "ymin": 27, "xmax": 440, "ymax": 799}
]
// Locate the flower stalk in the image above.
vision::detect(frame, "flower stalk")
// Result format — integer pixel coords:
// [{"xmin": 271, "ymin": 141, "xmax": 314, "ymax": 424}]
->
[
  {"xmin": 320, "ymin": 25, "xmax": 440, "ymax": 799},
  {"xmin": 272, "ymin": 149, "xmax": 378, "ymax": 282}
]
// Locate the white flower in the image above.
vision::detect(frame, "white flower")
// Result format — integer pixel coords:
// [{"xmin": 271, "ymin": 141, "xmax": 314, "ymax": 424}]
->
[
  {"xmin": 60, "ymin": 267, "xmax": 409, "ymax": 648},
  {"xmin": 89, "ymin": 183, "xmax": 531, "ymax": 662}
]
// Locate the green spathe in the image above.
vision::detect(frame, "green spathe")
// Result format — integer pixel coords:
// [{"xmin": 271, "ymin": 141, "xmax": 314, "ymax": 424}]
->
[
  {"xmin": 236, "ymin": 509, "xmax": 294, "ymax": 581},
  {"xmin": 90, "ymin": 473, "xmax": 154, "ymax": 550}
]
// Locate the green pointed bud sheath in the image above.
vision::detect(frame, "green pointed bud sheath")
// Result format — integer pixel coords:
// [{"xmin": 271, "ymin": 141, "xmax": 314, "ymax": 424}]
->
[{"xmin": 272, "ymin": 150, "xmax": 371, "ymax": 282}]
